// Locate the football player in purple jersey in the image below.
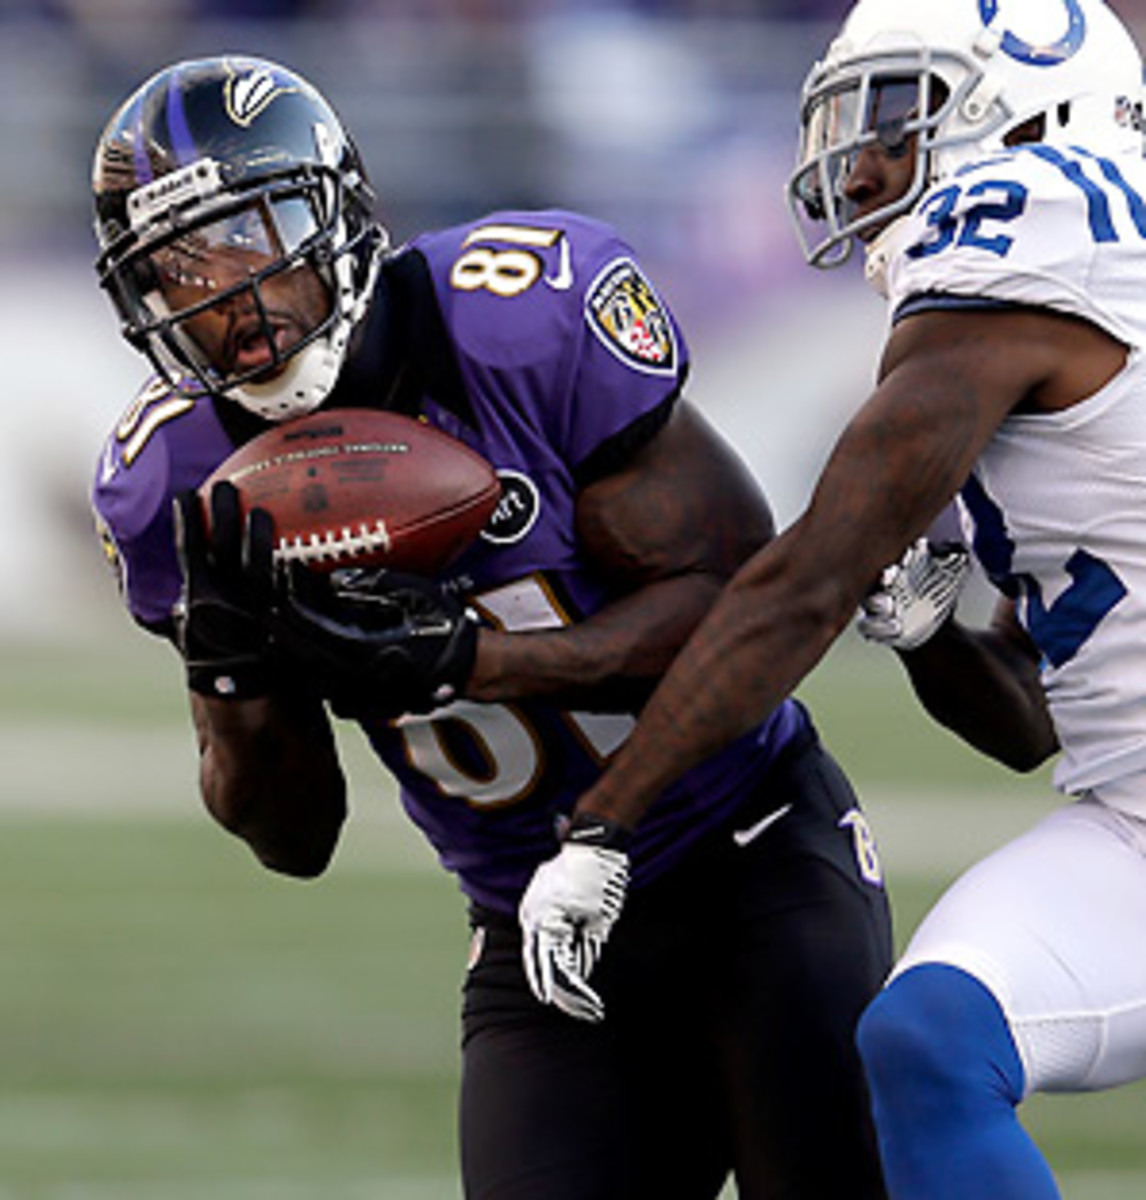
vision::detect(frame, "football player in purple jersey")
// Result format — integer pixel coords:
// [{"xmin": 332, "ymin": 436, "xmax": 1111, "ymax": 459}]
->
[{"xmin": 91, "ymin": 56, "xmax": 890, "ymax": 1199}]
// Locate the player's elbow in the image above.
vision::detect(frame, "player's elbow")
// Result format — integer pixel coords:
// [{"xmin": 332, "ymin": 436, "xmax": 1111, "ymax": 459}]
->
[
  {"xmin": 237, "ymin": 805, "xmax": 346, "ymax": 877},
  {"xmin": 922, "ymin": 699, "xmax": 1058, "ymax": 774},
  {"xmin": 205, "ymin": 781, "xmax": 347, "ymax": 878},
  {"xmin": 994, "ymin": 727, "xmax": 1059, "ymax": 774},
  {"xmin": 252, "ymin": 835, "xmax": 340, "ymax": 879}
]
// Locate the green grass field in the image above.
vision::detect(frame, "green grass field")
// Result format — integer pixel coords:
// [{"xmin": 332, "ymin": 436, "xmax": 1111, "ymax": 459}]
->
[{"xmin": 3, "ymin": 631, "xmax": 1146, "ymax": 1198}]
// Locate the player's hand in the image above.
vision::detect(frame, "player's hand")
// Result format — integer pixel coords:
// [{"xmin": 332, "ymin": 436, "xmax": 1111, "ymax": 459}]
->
[
  {"xmin": 173, "ymin": 482, "xmax": 277, "ymax": 698},
  {"xmin": 518, "ymin": 815, "xmax": 631, "ymax": 1023},
  {"xmin": 270, "ymin": 566, "xmax": 479, "ymax": 718},
  {"xmin": 857, "ymin": 538, "xmax": 971, "ymax": 651}
]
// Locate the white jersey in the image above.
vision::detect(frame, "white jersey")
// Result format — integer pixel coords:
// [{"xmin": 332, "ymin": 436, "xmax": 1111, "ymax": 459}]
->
[{"xmin": 885, "ymin": 145, "xmax": 1146, "ymax": 813}]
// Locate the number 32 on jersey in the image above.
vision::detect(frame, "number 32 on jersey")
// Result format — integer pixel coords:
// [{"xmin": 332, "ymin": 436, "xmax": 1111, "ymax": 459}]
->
[{"xmin": 909, "ymin": 145, "xmax": 1146, "ymax": 261}]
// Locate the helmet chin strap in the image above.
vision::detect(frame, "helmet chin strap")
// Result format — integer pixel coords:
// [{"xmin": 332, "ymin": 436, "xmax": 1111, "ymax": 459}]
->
[
  {"xmin": 226, "ymin": 224, "xmax": 386, "ymax": 423},
  {"xmin": 863, "ymin": 214, "xmax": 910, "ymax": 298},
  {"xmin": 229, "ymin": 339, "xmax": 341, "ymax": 421}
]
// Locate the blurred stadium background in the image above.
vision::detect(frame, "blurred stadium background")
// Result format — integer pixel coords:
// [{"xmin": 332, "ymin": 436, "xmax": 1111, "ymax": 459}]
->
[{"xmin": 4, "ymin": 1, "xmax": 1146, "ymax": 1196}]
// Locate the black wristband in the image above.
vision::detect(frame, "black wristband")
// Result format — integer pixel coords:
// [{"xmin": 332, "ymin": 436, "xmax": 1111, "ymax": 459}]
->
[
  {"xmin": 187, "ymin": 658, "xmax": 272, "ymax": 700},
  {"xmin": 563, "ymin": 811, "xmax": 634, "ymax": 852}
]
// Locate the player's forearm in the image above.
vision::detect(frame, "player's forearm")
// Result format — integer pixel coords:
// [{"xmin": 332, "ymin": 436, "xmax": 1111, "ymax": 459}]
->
[
  {"xmin": 896, "ymin": 622, "xmax": 1057, "ymax": 772},
  {"xmin": 466, "ymin": 572, "xmax": 725, "ymax": 710},
  {"xmin": 574, "ymin": 549, "xmax": 851, "ymax": 828},
  {"xmin": 192, "ymin": 692, "xmax": 348, "ymax": 876}
]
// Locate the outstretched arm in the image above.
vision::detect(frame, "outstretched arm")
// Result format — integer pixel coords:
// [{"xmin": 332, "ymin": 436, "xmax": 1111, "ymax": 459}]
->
[{"xmin": 571, "ymin": 304, "xmax": 1111, "ymax": 829}]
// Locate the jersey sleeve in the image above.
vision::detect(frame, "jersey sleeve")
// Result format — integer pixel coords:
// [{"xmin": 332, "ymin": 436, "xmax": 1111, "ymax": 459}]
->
[
  {"xmin": 411, "ymin": 210, "xmax": 689, "ymax": 482},
  {"xmin": 886, "ymin": 146, "xmax": 1146, "ymax": 346},
  {"xmin": 91, "ymin": 379, "xmax": 234, "ymax": 631}
]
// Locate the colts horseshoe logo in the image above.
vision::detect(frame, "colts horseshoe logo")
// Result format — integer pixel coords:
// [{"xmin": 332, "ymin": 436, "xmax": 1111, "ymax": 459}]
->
[{"xmin": 979, "ymin": 0, "xmax": 1087, "ymax": 66}]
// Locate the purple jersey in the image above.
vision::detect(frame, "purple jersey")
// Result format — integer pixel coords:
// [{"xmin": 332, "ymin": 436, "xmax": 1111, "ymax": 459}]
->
[{"xmin": 93, "ymin": 209, "xmax": 808, "ymax": 913}]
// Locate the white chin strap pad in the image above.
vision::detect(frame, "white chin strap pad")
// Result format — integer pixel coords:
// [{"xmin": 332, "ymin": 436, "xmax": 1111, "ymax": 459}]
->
[
  {"xmin": 229, "ymin": 339, "xmax": 341, "ymax": 422},
  {"xmin": 863, "ymin": 214, "xmax": 911, "ymax": 299}
]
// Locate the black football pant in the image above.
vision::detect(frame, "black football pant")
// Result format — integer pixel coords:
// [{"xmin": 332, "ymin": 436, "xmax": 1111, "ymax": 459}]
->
[{"xmin": 458, "ymin": 733, "xmax": 893, "ymax": 1199}]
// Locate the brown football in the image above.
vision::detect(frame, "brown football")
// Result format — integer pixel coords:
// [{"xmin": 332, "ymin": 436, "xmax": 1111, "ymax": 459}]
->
[{"xmin": 201, "ymin": 409, "xmax": 501, "ymax": 574}]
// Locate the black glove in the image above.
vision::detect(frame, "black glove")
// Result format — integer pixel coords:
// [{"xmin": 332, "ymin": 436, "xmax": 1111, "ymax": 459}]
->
[
  {"xmin": 270, "ymin": 566, "xmax": 479, "ymax": 719},
  {"xmin": 173, "ymin": 481, "xmax": 277, "ymax": 698}
]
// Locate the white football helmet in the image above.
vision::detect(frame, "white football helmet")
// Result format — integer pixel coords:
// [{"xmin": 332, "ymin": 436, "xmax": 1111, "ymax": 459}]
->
[{"xmin": 788, "ymin": 0, "xmax": 1145, "ymax": 270}]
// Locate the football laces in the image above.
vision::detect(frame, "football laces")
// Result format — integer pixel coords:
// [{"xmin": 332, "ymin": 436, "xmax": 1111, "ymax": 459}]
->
[{"xmin": 275, "ymin": 520, "xmax": 392, "ymax": 566}]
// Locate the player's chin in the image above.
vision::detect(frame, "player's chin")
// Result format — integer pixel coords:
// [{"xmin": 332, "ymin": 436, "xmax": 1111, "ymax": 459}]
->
[{"xmin": 855, "ymin": 219, "xmax": 887, "ymax": 246}]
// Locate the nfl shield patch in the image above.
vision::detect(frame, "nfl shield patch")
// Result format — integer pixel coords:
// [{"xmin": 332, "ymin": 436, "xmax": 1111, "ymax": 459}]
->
[{"xmin": 585, "ymin": 258, "xmax": 678, "ymax": 376}]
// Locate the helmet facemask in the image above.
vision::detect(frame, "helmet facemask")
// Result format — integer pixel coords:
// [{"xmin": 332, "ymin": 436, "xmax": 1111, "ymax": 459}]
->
[
  {"xmin": 98, "ymin": 157, "xmax": 385, "ymax": 420},
  {"xmin": 92, "ymin": 57, "xmax": 390, "ymax": 422},
  {"xmin": 788, "ymin": 47, "xmax": 989, "ymax": 269},
  {"xmin": 787, "ymin": 0, "xmax": 1146, "ymax": 273}
]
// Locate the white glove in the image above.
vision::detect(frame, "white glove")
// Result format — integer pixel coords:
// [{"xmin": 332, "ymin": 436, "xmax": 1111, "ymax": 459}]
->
[
  {"xmin": 857, "ymin": 538, "xmax": 971, "ymax": 651},
  {"xmin": 519, "ymin": 817, "xmax": 631, "ymax": 1023}
]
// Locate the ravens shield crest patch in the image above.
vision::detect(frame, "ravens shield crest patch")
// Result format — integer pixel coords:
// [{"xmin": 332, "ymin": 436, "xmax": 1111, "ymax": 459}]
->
[{"xmin": 585, "ymin": 258, "xmax": 678, "ymax": 376}]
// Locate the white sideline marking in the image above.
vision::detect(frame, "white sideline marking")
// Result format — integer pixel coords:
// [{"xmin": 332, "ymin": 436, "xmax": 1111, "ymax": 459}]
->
[
  {"xmin": 0, "ymin": 722, "xmax": 1053, "ymax": 876},
  {"xmin": 0, "ymin": 721, "xmax": 439, "ymax": 870}
]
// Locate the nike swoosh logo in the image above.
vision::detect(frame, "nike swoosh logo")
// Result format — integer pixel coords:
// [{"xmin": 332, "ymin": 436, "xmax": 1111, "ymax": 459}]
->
[
  {"xmin": 99, "ymin": 441, "xmax": 117, "ymax": 486},
  {"xmin": 732, "ymin": 803, "xmax": 793, "ymax": 848},
  {"xmin": 544, "ymin": 237, "xmax": 573, "ymax": 291}
]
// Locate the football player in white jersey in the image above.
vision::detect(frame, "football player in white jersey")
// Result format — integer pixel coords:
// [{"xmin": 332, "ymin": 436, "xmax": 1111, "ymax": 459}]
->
[{"xmin": 515, "ymin": 0, "xmax": 1146, "ymax": 1194}]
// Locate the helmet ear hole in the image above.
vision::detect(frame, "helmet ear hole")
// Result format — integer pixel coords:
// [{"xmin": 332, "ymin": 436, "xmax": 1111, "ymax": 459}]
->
[{"xmin": 1003, "ymin": 113, "xmax": 1047, "ymax": 147}]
